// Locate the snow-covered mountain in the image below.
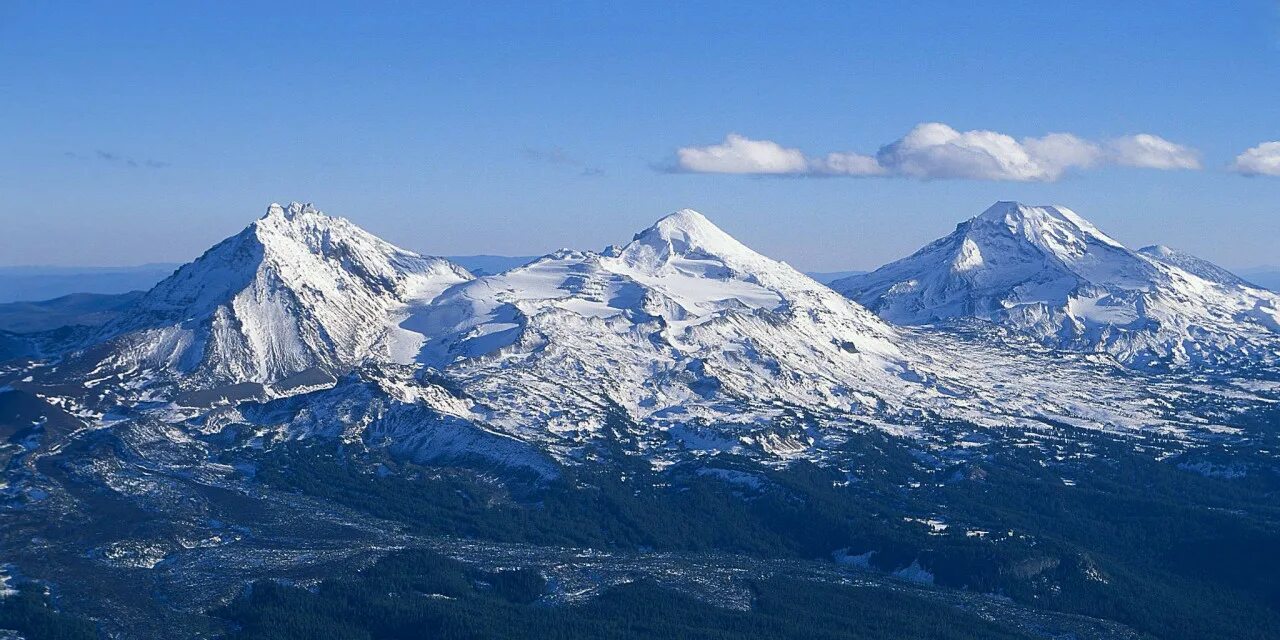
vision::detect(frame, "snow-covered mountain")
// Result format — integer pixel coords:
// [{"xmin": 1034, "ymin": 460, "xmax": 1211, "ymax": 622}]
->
[
  {"xmin": 1136, "ymin": 244, "xmax": 1255, "ymax": 288},
  {"xmin": 390, "ymin": 209, "xmax": 946, "ymax": 451},
  {"xmin": 7, "ymin": 203, "xmax": 1280, "ymax": 640},
  {"xmin": 833, "ymin": 202, "xmax": 1280, "ymax": 370},
  {"xmin": 359, "ymin": 208, "xmax": 1225, "ymax": 457},
  {"xmin": 10, "ymin": 202, "xmax": 1268, "ymax": 477},
  {"xmin": 56, "ymin": 203, "xmax": 472, "ymax": 393}
]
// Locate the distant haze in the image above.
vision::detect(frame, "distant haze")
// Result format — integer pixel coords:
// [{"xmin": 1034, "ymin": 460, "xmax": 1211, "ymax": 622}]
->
[{"xmin": 0, "ymin": 265, "xmax": 180, "ymax": 304}]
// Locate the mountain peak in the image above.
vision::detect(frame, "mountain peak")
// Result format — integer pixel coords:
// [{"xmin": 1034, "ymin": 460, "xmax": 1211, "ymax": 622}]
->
[
  {"xmin": 837, "ymin": 202, "xmax": 1280, "ymax": 369},
  {"xmin": 973, "ymin": 200, "xmax": 1069, "ymax": 221},
  {"xmin": 652, "ymin": 207, "xmax": 714, "ymax": 230},
  {"xmin": 1138, "ymin": 244, "xmax": 1254, "ymax": 288},
  {"xmin": 642, "ymin": 208, "xmax": 726, "ymax": 241},
  {"xmin": 93, "ymin": 203, "xmax": 472, "ymax": 387},
  {"xmin": 624, "ymin": 209, "xmax": 757, "ymax": 265},
  {"xmin": 245, "ymin": 203, "xmax": 451, "ymax": 284},
  {"xmin": 970, "ymin": 201, "xmax": 1123, "ymax": 249},
  {"xmin": 254, "ymin": 202, "xmax": 345, "ymax": 239},
  {"xmin": 262, "ymin": 201, "xmax": 321, "ymax": 221}
]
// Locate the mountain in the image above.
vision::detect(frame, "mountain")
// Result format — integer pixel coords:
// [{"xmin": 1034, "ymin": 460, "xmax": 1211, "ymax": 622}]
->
[
  {"xmin": 0, "ymin": 291, "xmax": 145, "ymax": 334},
  {"xmin": 6, "ymin": 204, "xmax": 1280, "ymax": 640},
  {"xmin": 805, "ymin": 269, "xmax": 868, "ymax": 284},
  {"xmin": 0, "ymin": 264, "xmax": 179, "ymax": 303},
  {"xmin": 1238, "ymin": 266, "xmax": 1280, "ymax": 292},
  {"xmin": 385, "ymin": 209, "xmax": 1207, "ymax": 452},
  {"xmin": 833, "ymin": 202, "xmax": 1280, "ymax": 370},
  {"xmin": 1137, "ymin": 245, "xmax": 1255, "ymax": 288},
  {"xmin": 446, "ymin": 254, "xmax": 539, "ymax": 276},
  {"xmin": 399, "ymin": 209, "xmax": 941, "ymax": 450},
  {"xmin": 10, "ymin": 205, "xmax": 1195, "ymax": 467},
  {"xmin": 49, "ymin": 202, "xmax": 472, "ymax": 394}
]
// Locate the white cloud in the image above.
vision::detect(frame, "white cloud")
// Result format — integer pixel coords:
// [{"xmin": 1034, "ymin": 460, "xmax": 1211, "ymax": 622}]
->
[
  {"xmin": 814, "ymin": 151, "xmax": 886, "ymax": 176},
  {"xmin": 1022, "ymin": 133, "xmax": 1105, "ymax": 177},
  {"xmin": 674, "ymin": 133, "xmax": 809, "ymax": 174},
  {"xmin": 670, "ymin": 124, "xmax": 1200, "ymax": 182},
  {"xmin": 875, "ymin": 123, "xmax": 1099, "ymax": 181},
  {"xmin": 1231, "ymin": 141, "xmax": 1280, "ymax": 176},
  {"xmin": 1105, "ymin": 134, "xmax": 1201, "ymax": 170}
]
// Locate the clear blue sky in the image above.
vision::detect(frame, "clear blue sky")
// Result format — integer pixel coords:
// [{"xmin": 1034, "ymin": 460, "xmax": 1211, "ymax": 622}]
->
[{"xmin": 2, "ymin": 1, "xmax": 1278, "ymax": 271}]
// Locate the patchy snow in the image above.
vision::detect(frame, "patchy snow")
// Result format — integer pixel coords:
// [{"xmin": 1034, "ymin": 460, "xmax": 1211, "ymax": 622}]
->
[
  {"xmin": 0, "ymin": 566, "xmax": 17, "ymax": 598},
  {"xmin": 893, "ymin": 560, "xmax": 935, "ymax": 584},
  {"xmin": 833, "ymin": 549, "xmax": 876, "ymax": 569}
]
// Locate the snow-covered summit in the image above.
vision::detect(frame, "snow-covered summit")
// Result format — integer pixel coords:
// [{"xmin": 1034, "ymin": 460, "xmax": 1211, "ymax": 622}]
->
[
  {"xmin": 611, "ymin": 209, "xmax": 833, "ymax": 305},
  {"xmin": 621, "ymin": 209, "xmax": 759, "ymax": 264},
  {"xmin": 1137, "ymin": 244, "xmax": 1254, "ymax": 288},
  {"xmin": 973, "ymin": 201, "xmax": 1123, "ymax": 246},
  {"xmin": 834, "ymin": 202, "xmax": 1280, "ymax": 369},
  {"xmin": 399, "ymin": 209, "xmax": 931, "ymax": 441},
  {"xmin": 83, "ymin": 203, "xmax": 472, "ymax": 388},
  {"xmin": 14, "ymin": 202, "xmax": 1253, "ymax": 474}
]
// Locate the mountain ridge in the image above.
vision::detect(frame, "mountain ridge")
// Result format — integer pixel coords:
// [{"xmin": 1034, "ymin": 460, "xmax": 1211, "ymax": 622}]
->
[
  {"xmin": 833, "ymin": 201, "xmax": 1280, "ymax": 370},
  {"xmin": 9, "ymin": 201, "xmax": 1273, "ymax": 468},
  {"xmin": 57, "ymin": 203, "xmax": 472, "ymax": 390}
]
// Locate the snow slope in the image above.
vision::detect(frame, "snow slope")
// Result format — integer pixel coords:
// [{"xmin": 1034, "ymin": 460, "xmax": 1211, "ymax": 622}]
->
[
  {"xmin": 392, "ymin": 211, "xmax": 937, "ymax": 446},
  {"xmin": 375, "ymin": 209, "xmax": 1214, "ymax": 456},
  {"xmin": 1136, "ymin": 245, "xmax": 1255, "ymax": 288},
  {"xmin": 13, "ymin": 203, "xmax": 1269, "ymax": 475},
  {"xmin": 833, "ymin": 202, "xmax": 1280, "ymax": 369},
  {"xmin": 69, "ymin": 203, "xmax": 472, "ymax": 389}
]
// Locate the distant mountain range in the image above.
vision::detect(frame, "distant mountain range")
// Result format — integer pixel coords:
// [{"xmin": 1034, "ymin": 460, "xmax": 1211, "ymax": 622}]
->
[
  {"xmin": 8, "ymin": 201, "xmax": 1274, "ymax": 452},
  {"xmin": 5, "ymin": 202, "xmax": 1280, "ymax": 639},
  {"xmin": 0, "ymin": 264, "xmax": 180, "ymax": 303},
  {"xmin": 0, "ymin": 258, "xmax": 865, "ymax": 303},
  {"xmin": 1238, "ymin": 266, "xmax": 1280, "ymax": 291},
  {"xmin": 834, "ymin": 202, "xmax": 1280, "ymax": 371}
]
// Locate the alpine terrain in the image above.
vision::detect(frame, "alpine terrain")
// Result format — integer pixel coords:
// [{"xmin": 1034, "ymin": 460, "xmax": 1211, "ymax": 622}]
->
[
  {"xmin": 2, "ymin": 203, "xmax": 1280, "ymax": 640},
  {"xmin": 834, "ymin": 201, "xmax": 1280, "ymax": 371}
]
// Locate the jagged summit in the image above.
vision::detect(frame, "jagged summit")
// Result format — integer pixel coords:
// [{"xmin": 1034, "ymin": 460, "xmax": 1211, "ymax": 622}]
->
[
  {"xmin": 260, "ymin": 201, "xmax": 321, "ymax": 221},
  {"xmin": 835, "ymin": 201, "xmax": 1280, "ymax": 369},
  {"xmin": 129, "ymin": 202, "xmax": 469, "ymax": 320},
  {"xmin": 78, "ymin": 203, "xmax": 472, "ymax": 389},
  {"xmin": 252, "ymin": 202, "xmax": 356, "ymax": 250}
]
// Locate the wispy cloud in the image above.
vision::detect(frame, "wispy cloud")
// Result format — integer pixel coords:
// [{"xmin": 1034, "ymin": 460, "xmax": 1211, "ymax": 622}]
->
[
  {"xmin": 66, "ymin": 150, "xmax": 170, "ymax": 169},
  {"xmin": 667, "ymin": 123, "xmax": 1200, "ymax": 181},
  {"xmin": 1230, "ymin": 141, "xmax": 1280, "ymax": 177},
  {"xmin": 523, "ymin": 145, "xmax": 604, "ymax": 177}
]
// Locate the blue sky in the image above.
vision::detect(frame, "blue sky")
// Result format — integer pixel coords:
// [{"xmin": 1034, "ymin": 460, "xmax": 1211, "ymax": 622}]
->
[{"xmin": 2, "ymin": 1, "xmax": 1278, "ymax": 270}]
